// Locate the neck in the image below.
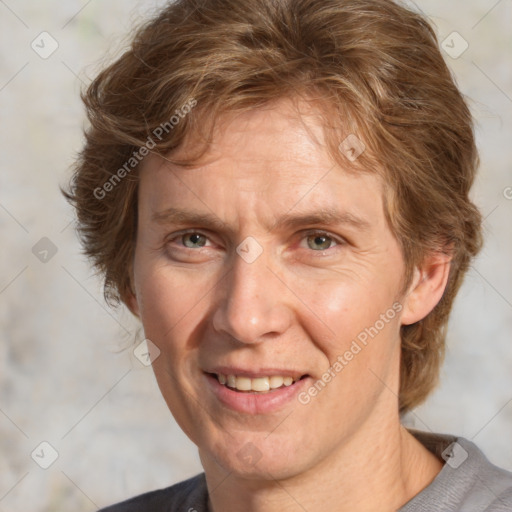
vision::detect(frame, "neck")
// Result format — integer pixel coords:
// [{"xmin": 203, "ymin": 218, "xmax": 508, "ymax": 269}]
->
[{"xmin": 201, "ymin": 415, "xmax": 443, "ymax": 512}]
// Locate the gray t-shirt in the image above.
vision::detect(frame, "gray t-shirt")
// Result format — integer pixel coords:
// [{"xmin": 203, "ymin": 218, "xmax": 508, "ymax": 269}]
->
[{"xmin": 100, "ymin": 431, "xmax": 512, "ymax": 511}]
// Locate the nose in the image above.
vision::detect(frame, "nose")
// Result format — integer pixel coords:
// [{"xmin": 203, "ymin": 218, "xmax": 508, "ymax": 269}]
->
[{"xmin": 211, "ymin": 249, "xmax": 294, "ymax": 344}]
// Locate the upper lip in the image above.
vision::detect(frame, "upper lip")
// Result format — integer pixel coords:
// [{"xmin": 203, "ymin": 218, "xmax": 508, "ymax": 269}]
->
[{"xmin": 205, "ymin": 366, "xmax": 309, "ymax": 379}]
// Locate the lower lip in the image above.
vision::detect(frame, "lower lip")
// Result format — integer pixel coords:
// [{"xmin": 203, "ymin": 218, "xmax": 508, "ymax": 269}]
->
[{"xmin": 204, "ymin": 373, "xmax": 311, "ymax": 414}]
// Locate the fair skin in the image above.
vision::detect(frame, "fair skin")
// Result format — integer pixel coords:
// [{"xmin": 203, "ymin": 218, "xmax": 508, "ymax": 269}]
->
[{"xmin": 127, "ymin": 98, "xmax": 449, "ymax": 512}]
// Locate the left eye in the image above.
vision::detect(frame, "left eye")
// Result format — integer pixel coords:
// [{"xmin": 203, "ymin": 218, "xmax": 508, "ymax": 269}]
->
[
  {"xmin": 181, "ymin": 232, "xmax": 208, "ymax": 248},
  {"xmin": 303, "ymin": 233, "xmax": 338, "ymax": 251}
]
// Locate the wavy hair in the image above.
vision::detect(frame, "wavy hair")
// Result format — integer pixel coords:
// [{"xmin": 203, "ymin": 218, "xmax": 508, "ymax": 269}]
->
[{"xmin": 63, "ymin": 0, "xmax": 483, "ymax": 411}]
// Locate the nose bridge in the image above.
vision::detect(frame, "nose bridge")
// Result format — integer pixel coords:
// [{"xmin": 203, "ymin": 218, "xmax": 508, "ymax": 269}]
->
[{"xmin": 212, "ymin": 246, "xmax": 292, "ymax": 343}]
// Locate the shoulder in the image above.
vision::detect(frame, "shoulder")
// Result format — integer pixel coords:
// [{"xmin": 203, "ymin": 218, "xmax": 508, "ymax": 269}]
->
[
  {"xmin": 98, "ymin": 473, "xmax": 208, "ymax": 512},
  {"xmin": 457, "ymin": 436, "xmax": 512, "ymax": 511},
  {"xmin": 402, "ymin": 431, "xmax": 512, "ymax": 512}
]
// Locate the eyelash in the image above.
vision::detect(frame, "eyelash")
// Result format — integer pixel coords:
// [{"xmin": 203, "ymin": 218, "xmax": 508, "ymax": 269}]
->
[
  {"xmin": 301, "ymin": 229, "xmax": 344, "ymax": 249},
  {"xmin": 166, "ymin": 230, "xmax": 212, "ymax": 248},
  {"xmin": 166, "ymin": 229, "xmax": 345, "ymax": 253}
]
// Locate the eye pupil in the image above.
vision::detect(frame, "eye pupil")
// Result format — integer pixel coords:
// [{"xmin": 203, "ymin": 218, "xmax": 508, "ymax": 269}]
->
[
  {"xmin": 183, "ymin": 233, "xmax": 206, "ymax": 248},
  {"xmin": 307, "ymin": 234, "xmax": 332, "ymax": 251}
]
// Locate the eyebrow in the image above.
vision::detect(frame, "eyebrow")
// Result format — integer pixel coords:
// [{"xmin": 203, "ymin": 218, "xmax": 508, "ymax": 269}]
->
[
  {"xmin": 270, "ymin": 208, "xmax": 371, "ymax": 232},
  {"xmin": 152, "ymin": 207, "xmax": 228, "ymax": 230},
  {"xmin": 151, "ymin": 206, "xmax": 371, "ymax": 233}
]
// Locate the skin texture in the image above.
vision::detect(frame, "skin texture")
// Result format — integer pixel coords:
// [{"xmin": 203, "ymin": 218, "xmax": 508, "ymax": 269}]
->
[{"xmin": 127, "ymin": 98, "xmax": 449, "ymax": 511}]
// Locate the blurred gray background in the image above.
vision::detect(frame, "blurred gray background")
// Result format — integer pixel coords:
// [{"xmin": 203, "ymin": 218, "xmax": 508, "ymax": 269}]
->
[{"xmin": 0, "ymin": 1, "xmax": 511, "ymax": 510}]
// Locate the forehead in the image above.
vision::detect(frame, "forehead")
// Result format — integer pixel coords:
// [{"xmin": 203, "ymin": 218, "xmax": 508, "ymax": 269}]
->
[{"xmin": 139, "ymin": 98, "xmax": 386, "ymax": 229}]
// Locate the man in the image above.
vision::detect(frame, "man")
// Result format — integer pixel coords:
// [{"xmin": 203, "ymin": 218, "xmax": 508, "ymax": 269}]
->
[{"xmin": 64, "ymin": 0, "xmax": 512, "ymax": 510}]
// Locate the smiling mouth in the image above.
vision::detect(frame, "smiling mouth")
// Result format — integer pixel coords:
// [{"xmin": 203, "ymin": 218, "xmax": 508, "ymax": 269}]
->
[{"xmin": 209, "ymin": 373, "xmax": 308, "ymax": 393}]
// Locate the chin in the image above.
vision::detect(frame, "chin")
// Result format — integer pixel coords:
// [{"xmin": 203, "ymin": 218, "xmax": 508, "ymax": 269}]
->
[{"xmin": 205, "ymin": 434, "xmax": 310, "ymax": 481}]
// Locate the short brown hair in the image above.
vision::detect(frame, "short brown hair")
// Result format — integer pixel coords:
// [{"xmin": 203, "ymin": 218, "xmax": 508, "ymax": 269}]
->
[{"xmin": 63, "ymin": 0, "xmax": 483, "ymax": 412}]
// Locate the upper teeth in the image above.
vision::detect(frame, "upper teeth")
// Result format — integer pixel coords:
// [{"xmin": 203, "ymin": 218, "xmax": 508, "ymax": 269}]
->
[{"xmin": 217, "ymin": 374, "xmax": 297, "ymax": 392}]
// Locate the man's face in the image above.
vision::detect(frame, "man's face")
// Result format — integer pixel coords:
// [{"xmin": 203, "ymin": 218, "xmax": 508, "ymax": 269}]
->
[{"xmin": 131, "ymin": 99, "xmax": 409, "ymax": 479}]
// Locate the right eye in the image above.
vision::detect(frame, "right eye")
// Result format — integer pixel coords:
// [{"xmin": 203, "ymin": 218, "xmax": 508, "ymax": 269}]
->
[{"xmin": 181, "ymin": 232, "xmax": 209, "ymax": 248}]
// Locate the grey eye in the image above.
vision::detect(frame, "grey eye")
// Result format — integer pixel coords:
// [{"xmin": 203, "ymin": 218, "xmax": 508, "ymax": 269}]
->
[
  {"xmin": 182, "ymin": 233, "xmax": 207, "ymax": 248},
  {"xmin": 306, "ymin": 234, "xmax": 334, "ymax": 251}
]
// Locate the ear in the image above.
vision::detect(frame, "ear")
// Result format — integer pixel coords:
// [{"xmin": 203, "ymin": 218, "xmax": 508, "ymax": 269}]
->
[
  {"xmin": 400, "ymin": 251, "xmax": 452, "ymax": 326},
  {"xmin": 122, "ymin": 268, "xmax": 140, "ymax": 318},
  {"xmin": 124, "ymin": 290, "xmax": 140, "ymax": 318}
]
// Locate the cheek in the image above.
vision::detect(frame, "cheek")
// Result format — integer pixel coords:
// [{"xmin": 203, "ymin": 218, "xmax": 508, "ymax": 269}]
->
[
  {"xmin": 303, "ymin": 281, "xmax": 402, "ymax": 412},
  {"xmin": 301, "ymin": 274, "xmax": 399, "ymax": 349},
  {"xmin": 132, "ymin": 264, "xmax": 209, "ymax": 422},
  {"xmin": 134, "ymin": 262, "xmax": 210, "ymax": 348}
]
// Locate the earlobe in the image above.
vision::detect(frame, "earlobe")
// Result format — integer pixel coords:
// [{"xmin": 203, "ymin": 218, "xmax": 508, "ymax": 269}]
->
[
  {"xmin": 400, "ymin": 252, "xmax": 452, "ymax": 326},
  {"xmin": 123, "ymin": 266, "xmax": 140, "ymax": 318},
  {"xmin": 123, "ymin": 280, "xmax": 140, "ymax": 318},
  {"xmin": 125, "ymin": 292, "xmax": 140, "ymax": 318}
]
